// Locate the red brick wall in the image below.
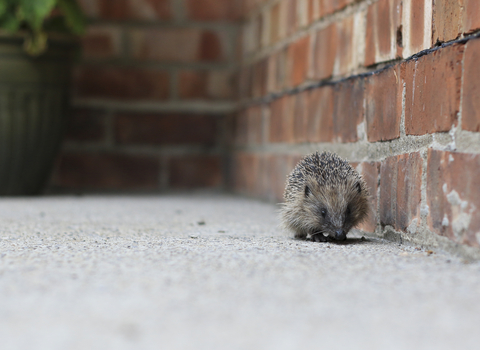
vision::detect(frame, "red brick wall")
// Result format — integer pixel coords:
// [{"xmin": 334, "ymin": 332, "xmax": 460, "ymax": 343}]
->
[
  {"xmin": 51, "ymin": 0, "xmax": 240, "ymax": 192},
  {"xmin": 231, "ymin": 0, "xmax": 480, "ymax": 249}
]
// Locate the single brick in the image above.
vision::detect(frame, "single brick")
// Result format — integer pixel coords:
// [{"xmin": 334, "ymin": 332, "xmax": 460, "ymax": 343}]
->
[
  {"xmin": 311, "ymin": 23, "xmax": 337, "ymax": 80},
  {"xmin": 81, "ymin": 25, "xmax": 122, "ymax": 60},
  {"xmin": 427, "ymin": 150, "xmax": 480, "ymax": 247},
  {"xmin": 357, "ymin": 162, "xmax": 380, "ymax": 233},
  {"xmin": 129, "ymin": 28, "xmax": 227, "ymax": 63},
  {"xmin": 55, "ymin": 153, "xmax": 160, "ymax": 189},
  {"xmin": 403, "ymin": 44, "xmax": 464, "ymax": 135},
  {"xmin": 379, "ymin": 156, "xmax": 397, "ymax": 227},
  {"xmin": 115, "ymin": 114, "xmax": 218, "ymax": 146},
  {"xmin": 462, "ymin": 38, "xmax": 480, "ymax": 132},
  {"xmin": 185, "ymin": 0, "xmax": 242, "ymax": 21},
  {"xmin": 269, "ymin": 96, "xmax": 295, "ymax": 143},
  {"xmin": 365, "ymin": 65, "xmax": 402, "ymax": 142},
  {"xmin": 335, "ymin": 15, "xmax": 355, "ymax": 76},
  {"xmin": 169, "ymin": 155, "xmax": 223, "ymax": 189},
  {"xmin": 379, "ymin": 153, "xmax": 423, "ymax": 232},
  {"xmin": 365, "ymin": 0, "xmax": 403, "ymax": 66},
  {"xmin": 65, "ymin": 109, "xmax": 106, "ymax": 142},
  {"xmin": 74, "ymin": 66, "xmax": 170, "ymax": 100},
  {"xmin": 307, "ymin": 85, "xmax": 334, "ymax": 143},
  {"xmin": 288, "ymin": 35, "xmax": 310, "ymax": 87},
  {"xmin": 395, "ymin": 153, "xmax": 423, "ymax": 232},
  {"xmin": 332, "ymin": 78, "xmax": 365, "ymax": 143},
  {"xmin": 432, "ymin": 0, "xmax": 462, "ymax": 44},
  {"xmin": 463, "ymin": 0, "xmax": 480, "ymax": 34},
  {"xmin": 403, "ymin": 0, "xmax": 432, "ymax": 57}
]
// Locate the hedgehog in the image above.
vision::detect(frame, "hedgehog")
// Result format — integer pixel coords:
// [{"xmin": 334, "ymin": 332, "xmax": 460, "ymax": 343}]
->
[{"xmin": 281, "ymin": 151, "xmax": 369, "ymax": 242}]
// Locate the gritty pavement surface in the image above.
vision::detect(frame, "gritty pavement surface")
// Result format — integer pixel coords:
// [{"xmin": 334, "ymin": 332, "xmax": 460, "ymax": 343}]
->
[{"xmin": 0, "ymin": 194, "xmax": 479, "ymax": 350}]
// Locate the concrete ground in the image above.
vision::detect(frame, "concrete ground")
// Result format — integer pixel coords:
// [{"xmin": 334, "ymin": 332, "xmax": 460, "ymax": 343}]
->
[{"xmin": 0, "ymin": 195, "xmax": 479, "ymax": 350}]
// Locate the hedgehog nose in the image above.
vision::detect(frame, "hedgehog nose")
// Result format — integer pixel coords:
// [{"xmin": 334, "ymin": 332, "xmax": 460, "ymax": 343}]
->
[{"xmin": 335, "ymin": 229, "xmax": 346, "ymax": 241}]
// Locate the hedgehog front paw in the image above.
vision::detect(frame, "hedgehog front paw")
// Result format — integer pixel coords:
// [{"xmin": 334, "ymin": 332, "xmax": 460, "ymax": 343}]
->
[{"xmin": 308, "ymin": 233, "xmax": 328, "ymax": 242}]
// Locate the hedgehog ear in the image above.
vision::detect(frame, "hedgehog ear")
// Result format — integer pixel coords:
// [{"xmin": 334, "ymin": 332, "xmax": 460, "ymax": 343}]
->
[
  {"xmin": 304, "ymin": 185, "xmax": 311, "ymax": 197},
  {"xmin": 356, "ymin": 182, "xmax": 362, "ymax": 193}
]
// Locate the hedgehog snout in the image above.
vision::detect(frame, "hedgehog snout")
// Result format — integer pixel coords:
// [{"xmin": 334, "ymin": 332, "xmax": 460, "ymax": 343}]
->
[{"xmin": 334, "ymin": 229, "xmax": 346, "ymax": 241}]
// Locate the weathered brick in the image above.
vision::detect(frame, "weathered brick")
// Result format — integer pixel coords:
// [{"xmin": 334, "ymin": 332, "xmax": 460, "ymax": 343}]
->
[
  {"xmin": 365, "ymin": 0, "xmax": 403, "ymax": 66},
  {"xmin": 288, "ymin": 35, "xmax": 310, "ymax": 87},
  {"xmin": 462, "ymin": 38, "xmax": 480, "ymax": 132},
  {"xmin": 403, "ymin": 44, "xmax": 464, "ymax": 135},
  {"xmin": 395, "ymin": 153, "xmax": 423, "ymax": 232},
  {"xmin": 169, "ymin": 155, "xmax": 223, "ymax": 189},
  {"xmin": 427, "ymin": 150, "xmax": 480, "ymax": 247},
  {"xmin": 365, "ymin": 65, "xmax": 402, "ymax": 142},
  {"xmin": 433, "ymin": 0, "xmax": 462, "ymax": 44},
  {"xmin": 269, "ymin": 96, "xmax": 295, "ymax": 143},
  {"xmin": 129, "ymin": 28, "xmax": 227, "ymax": 63},
  {"xmin": 380, "ymin": 156, "xmax": 397, "ymax": 227},
  {"xmin": 357, "ymin": 162, "xmax": 380, "ymax": 233},
  {"xmin": 402, "ymin": 0, "xmax": 432, "ymax": 57},
  {"xmin": 115, "ymin": 114, "xmax": 218, "ymax": 146},
  {"xmin": 463, "ymin": 0, "xmax": 480, "ymax": 34},
  {"xmin": 292, "ymin": 91, "xmax": 309, "ymax": 143},
  {"xmin": 77, "ymin": 0, "xmax": 172, "ymax": 20},
  {"xmin": 65, "ymin": 109, "xmax": 106, "ymax": 142},
  {"xmin": 307, "ymin": 86, "xmax": 334, "ymax": 142},
  {"xmin": 311, "ymin": 23, "xmax": 336, "ymax": 80},
  {"xmin": 74, "ymin": 67, "xmax": 170, "ymax": 100},
  {"xmin": 332, "ymin": 78, "xmax": 364, "ymax": 143},
  {"xmin": 380, "ymin": 153, "xmax": 423, "ymax": 232},
  {"xmin": 81, "ymin": 25, "xmax": 122, "ymax": 59},
  {"xmin": 335, "ymin": 15, "xmax": 355, "ymax": 76},
  {"xmin": 55, "ymin": 153, "xmax": 160, "ymax": 189},
  {"xmin": 185, "ymin": 0, "xmax": 242, "ymax": 21}
]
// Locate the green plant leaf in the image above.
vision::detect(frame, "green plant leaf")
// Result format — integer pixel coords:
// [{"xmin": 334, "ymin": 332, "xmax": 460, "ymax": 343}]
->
[
  {"xmin": 0, "ymin": 2, "xmax": 8, "ymax": 18},
  {"xmin": 18, "ymin": 0, "xmax": 57, "ymax": 31},
  {"xmin": 0, "ymin": 12, "xmax": 21, "ymax": 32},
  {"xmin": 57, "ymin": 0, "xmax": 86, "ymax": 35}
]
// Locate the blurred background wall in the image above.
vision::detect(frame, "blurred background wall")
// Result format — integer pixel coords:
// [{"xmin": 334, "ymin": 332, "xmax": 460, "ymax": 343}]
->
[{"xmin": 50, "ymin": 0, "xmax": 242, "ymax": 192}]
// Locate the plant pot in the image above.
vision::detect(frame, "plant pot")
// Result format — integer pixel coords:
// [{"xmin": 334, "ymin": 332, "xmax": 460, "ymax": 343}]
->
[{"xmin": 0, "ymin": 34, "xmax": 74, "ymax": 195}]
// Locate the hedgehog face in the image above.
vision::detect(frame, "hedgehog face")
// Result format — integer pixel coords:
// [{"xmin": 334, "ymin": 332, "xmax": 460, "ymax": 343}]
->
[{"xmin": 302, "ymin": 176, "xmax": 369, "ymax": 241}]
